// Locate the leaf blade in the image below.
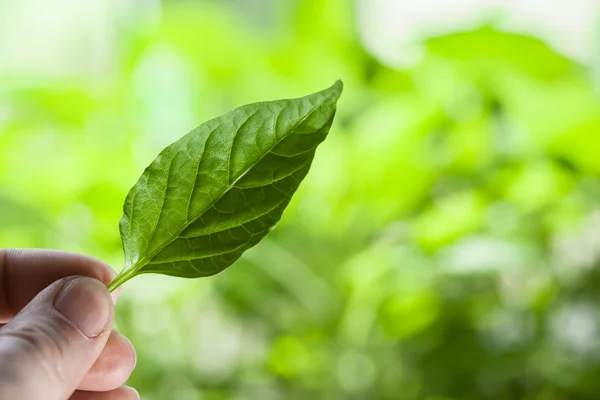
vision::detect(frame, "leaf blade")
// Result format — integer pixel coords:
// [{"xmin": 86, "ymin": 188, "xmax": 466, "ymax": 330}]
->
[{"xmin": 111, "ymin": 81, "xmax": 343, "ymax": 289}]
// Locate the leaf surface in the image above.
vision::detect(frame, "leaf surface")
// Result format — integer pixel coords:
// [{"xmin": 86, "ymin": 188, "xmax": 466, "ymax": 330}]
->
[{"xmin": 109, "ymin": 81, "xmax": 343, "ymax": 290}]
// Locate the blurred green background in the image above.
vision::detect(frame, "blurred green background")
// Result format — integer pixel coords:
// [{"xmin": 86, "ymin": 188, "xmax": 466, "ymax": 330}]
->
[{"xmin": 3, "ymin": 0, "xmax": 600, "ymax": 398}]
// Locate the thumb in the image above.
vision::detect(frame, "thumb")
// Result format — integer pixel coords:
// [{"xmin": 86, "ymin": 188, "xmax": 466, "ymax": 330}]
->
[{"xmin": 0, "ymin": 276, "xmax": 114, "ymax": 400}]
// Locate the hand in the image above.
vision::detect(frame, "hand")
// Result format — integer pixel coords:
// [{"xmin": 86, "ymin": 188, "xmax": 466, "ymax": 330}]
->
[{"xmin": 0, "ymin": 249, "xmax": 138, "ymax": 400}]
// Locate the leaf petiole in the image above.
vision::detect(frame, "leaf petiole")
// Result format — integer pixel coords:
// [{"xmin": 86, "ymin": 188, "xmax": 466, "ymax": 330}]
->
[{"xmin": 107, "ymin": 268, "xmax": 139, "ymax": 292}]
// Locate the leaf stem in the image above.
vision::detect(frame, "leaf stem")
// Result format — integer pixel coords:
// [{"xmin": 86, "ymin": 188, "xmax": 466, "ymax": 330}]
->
[{"xmin": 107, "ymin": 268, "xmax": 138, "ymax": 292}]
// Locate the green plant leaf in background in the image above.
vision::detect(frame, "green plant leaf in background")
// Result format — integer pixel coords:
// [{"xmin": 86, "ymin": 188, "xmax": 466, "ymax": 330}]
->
[{"xmin": 107, "ymin": 81, "xmax": 343, "ymax": 291}]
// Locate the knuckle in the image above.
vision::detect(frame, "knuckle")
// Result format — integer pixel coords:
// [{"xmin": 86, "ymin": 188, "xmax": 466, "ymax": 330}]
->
[{"xmin": 0, "ymin": 315, "xmax": 71, "ymax": 384}]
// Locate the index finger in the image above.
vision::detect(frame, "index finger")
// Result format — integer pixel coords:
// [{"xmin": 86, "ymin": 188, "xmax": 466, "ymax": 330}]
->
[{"xmin": 0, "ymin": 249, "xmax": 117, "ymax": 322}]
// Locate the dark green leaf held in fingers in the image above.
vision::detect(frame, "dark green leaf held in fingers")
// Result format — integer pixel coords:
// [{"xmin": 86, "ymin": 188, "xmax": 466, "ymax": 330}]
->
[{"xmin": 108, "ymin": 81, "xmax": 343, "ymax": 291}]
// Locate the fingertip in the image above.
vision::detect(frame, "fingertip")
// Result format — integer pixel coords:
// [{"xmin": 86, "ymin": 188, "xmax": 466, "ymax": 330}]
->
[
  {"xmin": 110, "ymin": 286, "xmax": 123, "ymax": 305},
  {"xmin": 0, "ymin": 249, "xmax": 118, "ymax": 319},
  {"xmin": 125, "ymin": 386, "xmax": 140, "ymax": 400},
  {"xmin": 122, "ymin": 333, "xmax": 137, "ymax": 370},
  {"xmin": 95, "ymin": 260, "xmax": 118, "ymax": 287},
  {"xmin": 78, "ymin": 330, "xmax": 136, "ymax": 392}
]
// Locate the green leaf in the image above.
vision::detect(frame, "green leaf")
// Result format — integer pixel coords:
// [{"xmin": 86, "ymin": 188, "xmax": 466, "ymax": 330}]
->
[{"xmin": 108, "ymin": 81, "xmax": 343, "ymax": 291}]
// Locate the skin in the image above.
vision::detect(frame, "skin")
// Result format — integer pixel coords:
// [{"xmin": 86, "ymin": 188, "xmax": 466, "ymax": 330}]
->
[{"xmin": 0, "ymin": 249, "xmax": 138, "ymax": 400}]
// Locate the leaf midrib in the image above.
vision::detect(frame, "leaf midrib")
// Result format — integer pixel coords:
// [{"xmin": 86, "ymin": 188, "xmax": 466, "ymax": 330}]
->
[{"xmin": 132, "ymin": 99, "xmax": 328, "ymax": 272}]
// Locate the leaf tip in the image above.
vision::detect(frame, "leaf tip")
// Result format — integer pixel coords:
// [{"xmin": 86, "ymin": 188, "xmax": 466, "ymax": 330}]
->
[{"xmin": 330, "ymin": 79, "xmax": 344, "ymax": 99}]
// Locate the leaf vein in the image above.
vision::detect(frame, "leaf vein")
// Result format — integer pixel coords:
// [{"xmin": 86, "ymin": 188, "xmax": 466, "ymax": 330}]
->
[{"xmin": 134, "ymin": 101, "xmax": 325, "ymax": 270}]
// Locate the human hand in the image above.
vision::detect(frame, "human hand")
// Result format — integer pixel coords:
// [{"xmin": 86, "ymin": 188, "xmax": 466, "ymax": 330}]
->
[{"xmin": 0, "ymin": 249, "xmax": 138, "ymax": 400}]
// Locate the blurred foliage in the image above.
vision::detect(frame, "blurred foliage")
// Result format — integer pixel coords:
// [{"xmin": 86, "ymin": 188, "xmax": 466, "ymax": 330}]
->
[{"xmin": 3, "ymin": 0, "xmax": 600, "ymax": 399}]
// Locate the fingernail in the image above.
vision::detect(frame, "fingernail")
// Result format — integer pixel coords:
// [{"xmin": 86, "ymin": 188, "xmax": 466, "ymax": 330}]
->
[{"xmin": 54, "ymin": 277, "xmax": 112, "ymax": 338}]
